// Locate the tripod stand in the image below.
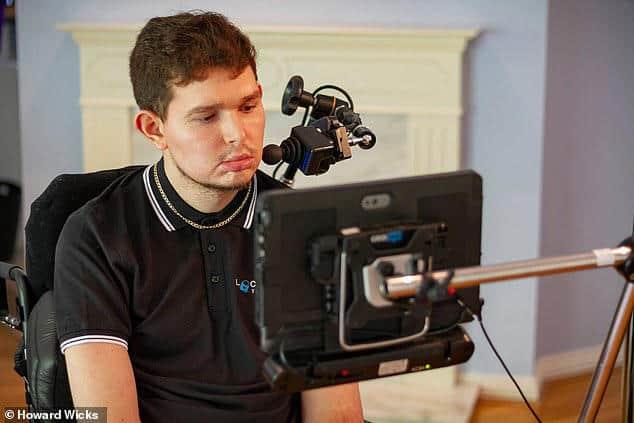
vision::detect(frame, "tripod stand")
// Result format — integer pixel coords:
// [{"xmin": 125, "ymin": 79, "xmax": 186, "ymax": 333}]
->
[{"xmin": 381, "ymin": 241, "xmax": 634, "ymax": 422}]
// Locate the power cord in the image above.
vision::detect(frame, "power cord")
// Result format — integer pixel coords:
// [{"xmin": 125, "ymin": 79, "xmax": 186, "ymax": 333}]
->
[{"xmin": 456, "ymin": 297, "xmax": 543, "ymax": 423}]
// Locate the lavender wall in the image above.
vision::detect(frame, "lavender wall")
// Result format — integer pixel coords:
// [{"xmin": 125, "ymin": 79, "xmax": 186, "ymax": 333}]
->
[{"xmin": 537, "ymin": 0, "xmax": 634, "ymax": 358}]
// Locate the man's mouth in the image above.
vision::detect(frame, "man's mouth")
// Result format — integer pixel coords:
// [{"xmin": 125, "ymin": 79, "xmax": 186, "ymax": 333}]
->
[{"xmin": 220, "ymin": 154, "xmax": 254, "ymax": 172}]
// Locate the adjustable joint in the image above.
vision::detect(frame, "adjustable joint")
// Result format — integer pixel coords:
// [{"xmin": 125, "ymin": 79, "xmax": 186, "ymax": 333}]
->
[
  {"xmin": 416, "ymin": 269, "xmax": 456, "ymax": 303},
  {"xmin": 617, "ymin": 237, "xmax": 634, "ymax": 282}
]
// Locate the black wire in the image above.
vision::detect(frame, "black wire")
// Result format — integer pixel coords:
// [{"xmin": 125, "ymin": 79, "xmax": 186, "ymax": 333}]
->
[
  {"xmin": 312, "ymin": 85, "xmax": 355, "ymax": 111},
  {"xmin": 457, "ymin": 298, "xmax": 543, "ymax": 423},
  {"xmin": 300, "ymin": 107, "xmax": 310, "ymax": 126},
  {"xmin": 272, "ymin": 162, "xmax": 284, "ymax": 179},
  {"xmin": 424, "ymin": 308, "xmax": 471, "ymax": 336},
  {"xmin": 300, "ymin": 85, "xmax": 355, "ymax": 127},
  {"xmin": 477, "ymin": 317, "xmax": 542, "ymax": 422}
]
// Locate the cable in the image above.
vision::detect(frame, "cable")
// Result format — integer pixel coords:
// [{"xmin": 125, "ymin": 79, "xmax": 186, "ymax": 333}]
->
[
  {"xmin": 300, "ymin": 106, "xmax": 310, "ymax": 126},
  {"xmin": 457, "ymin": 297, "xmax": 543, "ymax": 423},
  {"xmin": 312, "ymin": 85, "xmax": 355, "ymax": 111},
  {"xmin": 424, "ymin": 308, "xmax": 470, "ymax": 336},
  {"xmin": 272, "ymin": 162, "xmax": 284, "ymax": 179},
  {"xmin": 300, "ymin": 85, "xmax": 355, "ymax": 127}
]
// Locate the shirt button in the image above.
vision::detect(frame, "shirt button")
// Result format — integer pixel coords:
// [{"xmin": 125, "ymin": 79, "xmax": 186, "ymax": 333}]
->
[
  {"xmin": 210, "ymin": 275, "xmax": 222, "ymax": 284},
  {"xmin": 207, "ymin": 243, "xmax": 216, "ymax": 253}
]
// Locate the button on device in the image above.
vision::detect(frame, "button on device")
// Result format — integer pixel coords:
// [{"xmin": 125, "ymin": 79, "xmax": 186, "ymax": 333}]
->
[
  {"xmin": 210, "ymin": 274, "xmax": 223, "ymax": 284},
  {"xmin": 207, "ymin": 243, "xmax": 216, "ymax": 253}
]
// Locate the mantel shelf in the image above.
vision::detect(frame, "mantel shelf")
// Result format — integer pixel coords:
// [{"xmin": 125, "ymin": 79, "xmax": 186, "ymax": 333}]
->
[{"xmin": 59, "ymin": 22, "xmax": 479, "ymax": 179}]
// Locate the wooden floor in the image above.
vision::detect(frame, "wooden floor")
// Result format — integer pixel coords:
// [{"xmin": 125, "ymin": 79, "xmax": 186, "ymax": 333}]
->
[
  {"xmin": 471, "ymin": 367, "xmax": 623, "ymax": 422},
  {"xmin": 0, "ymin": 322, "xmax": 624, "ymax": 421},
  {"xmin": 1, "ymin": 324, "xmax": 26, "ymax": 407}
]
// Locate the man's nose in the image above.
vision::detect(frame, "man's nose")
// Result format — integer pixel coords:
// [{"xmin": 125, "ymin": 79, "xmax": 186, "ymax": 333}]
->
[{"xmin": 220, "ymin": 111, "xmax": 245, "ymax": 145}]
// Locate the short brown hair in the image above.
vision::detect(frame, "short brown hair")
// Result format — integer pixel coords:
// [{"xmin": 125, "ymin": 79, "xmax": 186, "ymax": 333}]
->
[{"xmin": 129, "ymin": 11, "xmax": 257, "ymax": 120}]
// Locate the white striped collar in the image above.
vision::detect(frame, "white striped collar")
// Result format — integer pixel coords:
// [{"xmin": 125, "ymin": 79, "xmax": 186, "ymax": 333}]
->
[
  {"xmin": 243, "ymin": 175, "xmax": 257, "ymax": 230},
  {"xmin": 143, "ymin": 165, "xmax": 176, "ymax": 232},
  {"xmin": 142, "ymin": 163, "xmax": 258, "ymax": 232}
]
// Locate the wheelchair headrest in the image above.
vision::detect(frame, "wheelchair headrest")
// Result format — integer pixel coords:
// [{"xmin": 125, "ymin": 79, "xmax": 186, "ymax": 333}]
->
[{"xmin": 25, "ymin": 166, "xmax": 144, "ymax": 303}]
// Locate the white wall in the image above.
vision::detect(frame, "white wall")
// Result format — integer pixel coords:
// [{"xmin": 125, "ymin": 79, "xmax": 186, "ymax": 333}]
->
[{"xmin": 16, "ymin": 0, "xmax": 552, "ymax": 377}]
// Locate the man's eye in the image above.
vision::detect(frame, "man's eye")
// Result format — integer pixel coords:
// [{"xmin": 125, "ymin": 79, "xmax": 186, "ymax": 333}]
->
[
  {"xmin": 198, "ymin": 114, "xmax": 216, "ymax": 122},
  {"xmin": 241, "ymin": 104, "xmax": 257, "ymax": 112}
]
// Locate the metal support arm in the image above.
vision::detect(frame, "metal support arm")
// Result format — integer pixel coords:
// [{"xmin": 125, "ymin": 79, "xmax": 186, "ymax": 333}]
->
[
  {"xmin": 382, "ymin": 247, "xmax": 632, "ymax": 298},
  {"xmin": 379, "ymin": 245, "xmax": 634, "ymax": 423}
]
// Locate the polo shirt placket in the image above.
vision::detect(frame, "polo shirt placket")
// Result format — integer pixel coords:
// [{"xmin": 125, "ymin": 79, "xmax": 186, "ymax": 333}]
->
[{"xmin": 201, "ymin": 230, "xmax": 230, "ymax": 314}]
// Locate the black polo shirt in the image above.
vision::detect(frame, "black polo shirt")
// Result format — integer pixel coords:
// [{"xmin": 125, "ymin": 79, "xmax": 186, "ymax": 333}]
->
[{"xmin": 54, "ymin": 159, "xmax": 300, "ymax": 422}]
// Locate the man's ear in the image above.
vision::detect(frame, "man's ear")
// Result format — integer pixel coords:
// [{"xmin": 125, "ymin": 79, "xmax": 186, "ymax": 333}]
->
[{"xmin": 134, "ymin": 109, "xmax": 167, "ymax": 151}]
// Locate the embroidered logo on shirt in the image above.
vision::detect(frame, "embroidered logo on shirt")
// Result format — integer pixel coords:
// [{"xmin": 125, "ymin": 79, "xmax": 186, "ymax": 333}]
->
[{"xmin": 235, "ymin": 279, "xmax": 257, "ymax": 294}]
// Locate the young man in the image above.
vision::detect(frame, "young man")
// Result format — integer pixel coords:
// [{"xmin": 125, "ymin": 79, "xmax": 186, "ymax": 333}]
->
[{"xmin": 54, "ymin": 11, "xmax": 363, "ymax": 422}]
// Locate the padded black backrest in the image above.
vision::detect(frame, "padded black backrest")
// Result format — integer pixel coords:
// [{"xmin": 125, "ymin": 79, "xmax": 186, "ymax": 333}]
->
[{"xmin": 24, "ymin": 166, "xmax": 144, "ymax": 305}]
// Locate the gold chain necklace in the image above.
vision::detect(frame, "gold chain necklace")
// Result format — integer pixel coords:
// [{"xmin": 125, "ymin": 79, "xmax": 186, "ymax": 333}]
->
[{"xmin": 153, "ymin": 163, "xmax": 252, "ymax": 230}]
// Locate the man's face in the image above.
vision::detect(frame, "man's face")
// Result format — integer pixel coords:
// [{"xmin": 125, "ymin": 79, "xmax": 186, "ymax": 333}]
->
[{"xmin": 161, "ymin": 66, "xmax": 264, "ymax": 191}]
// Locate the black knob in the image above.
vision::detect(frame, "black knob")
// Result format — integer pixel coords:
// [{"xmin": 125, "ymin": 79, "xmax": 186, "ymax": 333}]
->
[
  {"xmin": 377, "ymin": 261, "xmax": 395, "ymax": 277},
  {"xmin": 262, "ymin": 144, "xmax": 283, "ymax": 165},
  {"xmin": 281, "ymin": 76, "xmax": 304, "ymax": 115},
  {"xmin": 281, "ymin": 76, "xmax": 314, "ymax": 116},
  {"xmin": 353, "ymin": 126, "xmax": 377, "ymax": 150}
]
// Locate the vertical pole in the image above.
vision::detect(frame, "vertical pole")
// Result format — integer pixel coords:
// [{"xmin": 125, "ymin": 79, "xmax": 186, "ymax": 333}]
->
[
  {"xmin": 579, "ymin": 282, "xmax": 634, "ymax": 422},
  {"xmin": 621, "ymin": 315, "xmax": 633, "ymax": 422}
]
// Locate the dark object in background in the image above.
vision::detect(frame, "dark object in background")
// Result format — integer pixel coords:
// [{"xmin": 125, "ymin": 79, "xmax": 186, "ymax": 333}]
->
[
  {"xmin": 0, "ymin": 181, "xmax": 21, "ymax": 311},
  {"xmin": 1, "ymin": 0, "xmax": 17, "ymax": 61}
]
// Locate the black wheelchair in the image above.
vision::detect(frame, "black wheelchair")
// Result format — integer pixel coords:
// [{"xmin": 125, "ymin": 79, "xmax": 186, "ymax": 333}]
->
[{"xmin": 1, "ymin": 166, "xmax": 143, "ymax": 418}]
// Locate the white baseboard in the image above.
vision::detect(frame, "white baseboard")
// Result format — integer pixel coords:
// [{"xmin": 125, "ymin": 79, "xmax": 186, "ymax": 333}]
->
[
  {"xmin": 536, "ymin": 344, "xmax": 623, "ymax": 383},
  {"xmin": 459, "ymin": 343, "xmax": 625, "ymax": 402}
]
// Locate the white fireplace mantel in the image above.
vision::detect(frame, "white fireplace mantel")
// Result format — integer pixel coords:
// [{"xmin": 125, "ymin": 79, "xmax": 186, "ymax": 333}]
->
[{"xmin": 58, "ymin": 23, "xmax": 478, "ymax": 178}]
